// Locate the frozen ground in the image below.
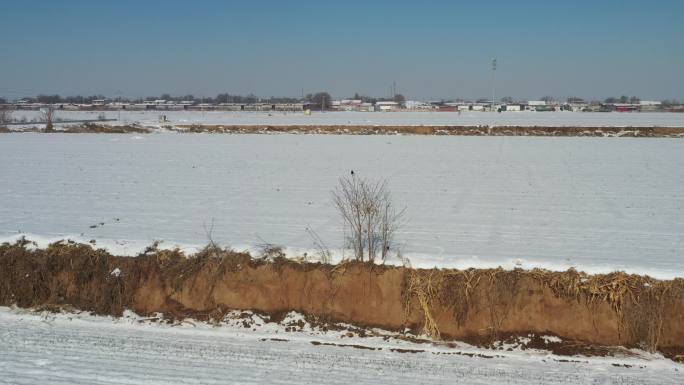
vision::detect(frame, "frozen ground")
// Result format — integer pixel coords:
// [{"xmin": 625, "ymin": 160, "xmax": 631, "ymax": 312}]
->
[
  {"xmin": 1, "ymin": 134, "xmax": 682, "ymax": 278},
  {"xmin": 6, "ymin": 109, "xmax": 684, "ymax": 129},
  {"xmin": 0, "ymin": 306, "xmax": 680, "ymax": 385}
]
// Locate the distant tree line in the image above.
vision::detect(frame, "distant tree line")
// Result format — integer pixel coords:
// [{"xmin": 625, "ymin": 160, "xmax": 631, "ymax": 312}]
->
[
  {"xmin": 2, "ymin": 93, "xmax": 681, "ymax": 108},
  {"xmin": 4, "ymin": 93, "xmax": 311, "ymax": 105},
  {"xmin": 20, "ymin": 94, "xmax": 108, "ymax": 104},
  {"xmin": 345, "ymin": 92, "xmax": 406, "ymax": 105},
  {"xmin": 603, "ymin": 95, "xmax": 641, "ymax": 104}
]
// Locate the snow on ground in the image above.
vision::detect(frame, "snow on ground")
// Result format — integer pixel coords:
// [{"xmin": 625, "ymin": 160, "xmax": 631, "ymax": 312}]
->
[
  {"xmin": 6, "ymin": 109, "xmax": 684, "ymax": 129},
  {"xmin": 1, "ymin": 134, "xmax": 683, "ymax": 278},
  {"xmin": 0, "ymin": 306, "xmax": 680, "ymax": 385}
]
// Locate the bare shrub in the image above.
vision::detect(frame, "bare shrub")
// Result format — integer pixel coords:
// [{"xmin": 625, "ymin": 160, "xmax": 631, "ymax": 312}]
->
[
  {"xmin": 305, "ymin": 226, "xmax": 332, "ymax": 264},
  {"xmin": 255, "ymin": 236, "xmax": 285, "ymax": 260},
  {"xmin": 41, "ymin": 107, "xmax": 55, "ymax": 132},
  {"xmin": 203, "ymin": 219, "xmax": 218, "ymax": 249},
  {"xmin": 332, "ymin": 175, "xmax": 404, "ymax": 263}
]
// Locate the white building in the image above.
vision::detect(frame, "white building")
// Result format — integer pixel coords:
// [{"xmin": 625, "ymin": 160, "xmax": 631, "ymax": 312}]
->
[
  {"xmin": 639, "ymin": 101, "xmax": 662, "ymax": 112},
  {"xmin": 332, "ymin": 99, "xmax": 363, "ymax": 111},
  {"xmin": 359, "ymin": 102, "xmax": 374, "ymax": 112},
  {"xmin": 405, "ymin": 100, "xmax": 434, "ymax": 110},
  {"xmin": 375, "ymin": 101, "xmax": 400, "ymax": 112}
]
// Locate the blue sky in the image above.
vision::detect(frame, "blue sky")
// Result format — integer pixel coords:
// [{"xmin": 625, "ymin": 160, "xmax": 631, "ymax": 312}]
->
[{"xmin": 1, "ymin": 0, "xmax": 682, "ymax": 100}]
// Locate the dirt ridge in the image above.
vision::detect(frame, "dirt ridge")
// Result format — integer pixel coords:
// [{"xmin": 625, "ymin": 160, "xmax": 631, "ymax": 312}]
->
[
  {"xmin": 174, "ymin": 124, "xmax": 684, "ymax": 137},
  {"xmin": 1, "ymin": 240, "xmax": 682, "ymax": 360},
  {"xmin": 3, "ymin": 123, "xmax": 684, "ymax": 137}
]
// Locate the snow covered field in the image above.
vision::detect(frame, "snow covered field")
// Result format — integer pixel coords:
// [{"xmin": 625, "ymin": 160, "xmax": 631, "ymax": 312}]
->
[
  {"xmin": 0, "ymin": 306, "xmax": 681, "ymax": 385},
  {"xmin": 6, "ymin": 109, "xmax": 684, "ymax": 129},
  {"xmin": 1, "ymin": 134, "xmax": 683, "ymax": 278}
]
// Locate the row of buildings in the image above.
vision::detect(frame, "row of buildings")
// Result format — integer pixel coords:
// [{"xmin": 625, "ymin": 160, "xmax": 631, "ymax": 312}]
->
[
  {"xmin": 332, "ymin": 99, "xmax": 669, "ymax": 112},
  {"xmin": 2, "ymin": 99, "xmax": 679, "ymax": 113}
]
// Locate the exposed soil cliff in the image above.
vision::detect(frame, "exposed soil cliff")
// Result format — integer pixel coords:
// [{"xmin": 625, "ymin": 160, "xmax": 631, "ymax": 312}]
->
[
  {"xmin": 1, "ymin": 240, "xmax": 682, "ymax": 360},
  {"xmin": 174, "ymin": 124, "xmax": 684, "ymax": 137}
]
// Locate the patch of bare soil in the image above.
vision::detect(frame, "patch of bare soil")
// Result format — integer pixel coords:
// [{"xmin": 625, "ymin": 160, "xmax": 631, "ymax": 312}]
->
[{"xmin": 1, "ymin": 240, "xmax": 682, "ymax": 361}]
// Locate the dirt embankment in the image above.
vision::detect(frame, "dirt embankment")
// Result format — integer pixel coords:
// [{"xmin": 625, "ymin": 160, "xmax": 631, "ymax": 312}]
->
[
  {"xmin": 1, "ymin": 123, "xmax": 151, "ymax": 134},
  {"xmin": 1, "ymin": 240, "xmax": 683, "ymax": 360},
  {"xmin": 4, "ymin": 124, "xmax": 684, "ymax": 136},
  {"xmin": 175, "ymin": 124, "xmax": 684, "ymax": 137},
  {"xmin": 58, "ymin": 123, "xmax": 151, "ymax": 134}
]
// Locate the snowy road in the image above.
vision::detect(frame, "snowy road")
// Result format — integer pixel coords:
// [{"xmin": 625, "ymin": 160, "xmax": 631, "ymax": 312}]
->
[
  {"xmin": 1, "ymin": 134, "xmax": 683, "ymax": 278},
  {"xmin": 0, "ymin": 307, "xmax": 680, "ymax": 385}
]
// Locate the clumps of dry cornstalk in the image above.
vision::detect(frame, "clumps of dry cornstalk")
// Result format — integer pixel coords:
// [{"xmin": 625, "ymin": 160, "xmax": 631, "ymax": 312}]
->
[
  {"xmin": 484, "ymin": 268, "xmax": 522, "ymax": 341},
  {"xmin": 403, "ymin": 266, "xmax": 683, "ymax": 353},
  {"xmin": 404, "ymin": 269, "xmax": 443, "ymax": 339},
  {"xmin": 439, "ymin": 269, "xmax": 487, "ymax": 326},
  {"xmin": 529, "ymin": 269, "xmax": 642, "ymax": 314},
  {"xmin": 404, "ymin": 268, "xmax": 520, "ymax": 341},
  {"xmin": 528, "ymin": 268, "xmax": 680, "ymax": 352}
]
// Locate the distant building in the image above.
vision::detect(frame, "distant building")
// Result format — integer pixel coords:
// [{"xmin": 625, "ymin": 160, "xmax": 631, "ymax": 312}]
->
[
  {"xmin": 332, "ymin": 99, "xmax": 364, "ymax": 111},
  {"xmin": 527, "ymin": 101, "xmax": 557, "ymax": 111},
  {"xmin": 614, "ymin": 104, "xmax": 639, "ymax": 112},
  {"xmin": 405, "ymin": 101, "xmax": 435, "ymax": 110},
  {"xmin": 375, "ymin": 101, "xmax": 400, "ymax": 112},
  {"xmin": 359, "ymin": 102, "xmax": 374, "ymax": 112},
  {"xmin": 562, "ymin": 102, "xmax": 589, "ymax": 112},
  {"xmin": 639, "ymin": 101, "xmax": 662, "ymax": 112},
  {"xmin": 501, "ymin": 104, "xmax": 521, "ymax": 112}
]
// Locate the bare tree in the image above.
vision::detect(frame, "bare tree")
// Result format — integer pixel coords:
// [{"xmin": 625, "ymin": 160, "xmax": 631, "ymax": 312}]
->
[
  {"xmin": 333, "ymin": 175, "xmax": 365, "ymax": 260},
  {"xmin": 311, "ymin": 92, "xmax": 332, "ymax": 111},
  {"xmin": 0, "ymin": 109, "xmax": 11, "ymax": 129},
  {"xmin": 41, "ymin": 107, "xmax": 55, "ymax": 132},
  {"xmin": 332, "ymin": 175, "xmax": 404, "ymax": 263},
  {"xmin": 393, "ymin": 93, "xmax": 406, "ymax": 107}
]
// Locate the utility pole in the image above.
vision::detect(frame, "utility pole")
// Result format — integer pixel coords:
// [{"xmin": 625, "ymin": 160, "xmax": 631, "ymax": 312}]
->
[
  {"xmin": 491, "ymin": 58, "xmax": 497, "ymax": 112},
  {"xmin": 115, "ymin": 90, "xmax": 122, "ymax": 122},
  {"xmin": 392, "ymin": 81, "xmax": 396, "ymax": 99}
]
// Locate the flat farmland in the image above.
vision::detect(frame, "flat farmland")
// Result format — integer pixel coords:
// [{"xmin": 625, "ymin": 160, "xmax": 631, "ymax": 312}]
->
[{"xmin": 1, "ymin": 134, "xmax": 682, "ymax": 278}]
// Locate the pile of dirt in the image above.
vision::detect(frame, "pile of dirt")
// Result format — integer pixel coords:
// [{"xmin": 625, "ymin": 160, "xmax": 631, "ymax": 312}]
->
[
  {"xmin": 173, "ymin": 124, "xmax": 684, "ymax": 137},
  {"xmin": 1, "ymin": 239, "xmax": 682, "ymax": 360}
]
